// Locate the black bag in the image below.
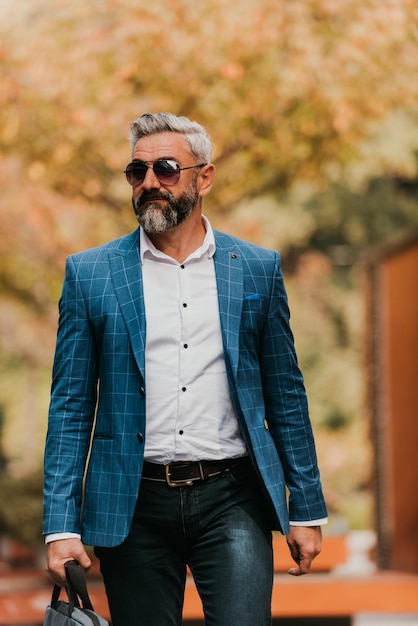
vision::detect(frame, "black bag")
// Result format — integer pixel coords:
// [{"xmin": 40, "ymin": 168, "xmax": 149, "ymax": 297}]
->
[{"xmin": 44, "ymin": 560, "xmax": 109, "ymax": 626}]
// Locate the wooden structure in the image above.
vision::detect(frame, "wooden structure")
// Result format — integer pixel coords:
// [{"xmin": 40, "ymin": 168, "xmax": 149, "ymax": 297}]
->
[{"xmin": 363, "ymin": 229, "xmax": 418, "ymax": 573}]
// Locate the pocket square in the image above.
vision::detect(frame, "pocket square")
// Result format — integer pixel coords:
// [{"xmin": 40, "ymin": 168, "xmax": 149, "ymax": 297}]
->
[{"xmin": 243, "ymin": 293, "xmax": 260, "ymax": 301}]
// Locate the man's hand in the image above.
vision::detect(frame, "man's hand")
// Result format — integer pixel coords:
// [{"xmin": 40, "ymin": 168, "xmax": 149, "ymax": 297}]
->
[
  {"xmin": 286, "ymin": 525, "xmax": 322, "ymax": 576},
  {"xmin": 46, "ymin": 538, "xmax": 92, "ymax": 586}
]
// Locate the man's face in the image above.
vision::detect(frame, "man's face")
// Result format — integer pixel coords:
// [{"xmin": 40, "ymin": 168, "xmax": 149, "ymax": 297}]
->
[{"xmin": 130, "ymin": 132, "xmax": 200, "ymax": 235}]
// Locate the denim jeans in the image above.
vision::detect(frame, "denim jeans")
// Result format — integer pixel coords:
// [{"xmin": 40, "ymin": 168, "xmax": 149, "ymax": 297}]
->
[{"xmin": 95, "ymin": 460, "xmax": 273, "ymax": 626}]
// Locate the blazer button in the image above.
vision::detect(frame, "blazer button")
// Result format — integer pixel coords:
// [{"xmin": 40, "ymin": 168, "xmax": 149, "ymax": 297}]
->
[
  {"xmin": 137, "ymin": 433, "xmax": 144, "ymax": 443},
  {"xmin": 139, "ymin": 387, "xmax": 145, "ymax": 395}
]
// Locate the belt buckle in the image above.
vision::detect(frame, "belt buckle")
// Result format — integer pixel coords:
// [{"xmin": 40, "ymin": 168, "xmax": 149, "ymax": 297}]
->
[{"xmin": 165, "ymin": 463, "xmax": 194, "ymax": 488}]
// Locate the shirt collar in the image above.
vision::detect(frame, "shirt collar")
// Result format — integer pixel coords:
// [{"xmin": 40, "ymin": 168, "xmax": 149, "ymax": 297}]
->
[{"xmin": 139, "ymin": 215, "xmax": 216, "ymax": 264}]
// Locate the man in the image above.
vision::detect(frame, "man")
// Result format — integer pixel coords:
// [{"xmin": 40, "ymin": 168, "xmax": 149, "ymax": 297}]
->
[{"xmin": 44, "ymin": 112, "xmax": 327, "ymax": 626}]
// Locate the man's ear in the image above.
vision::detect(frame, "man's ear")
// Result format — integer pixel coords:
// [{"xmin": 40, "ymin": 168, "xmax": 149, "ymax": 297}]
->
[{"xmin": 197, "ymin": 164, "xmax": 215, "ymax": 198}]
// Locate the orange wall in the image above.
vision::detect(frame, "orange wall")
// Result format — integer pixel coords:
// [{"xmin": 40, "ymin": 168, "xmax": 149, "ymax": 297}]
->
[{"xmin": 377, "ymin": 242, "xmax": 418, "ymax": 572}]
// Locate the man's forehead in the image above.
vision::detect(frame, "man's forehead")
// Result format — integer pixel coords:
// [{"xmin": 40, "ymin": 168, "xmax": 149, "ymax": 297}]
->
[{"xmin": 133, "ymin": 132, "xmax": 190, "ymax": 159}]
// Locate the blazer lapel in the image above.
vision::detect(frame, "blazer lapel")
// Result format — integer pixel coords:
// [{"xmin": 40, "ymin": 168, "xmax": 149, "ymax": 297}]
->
[
  {"xmin": 213, "ymin": 234, "xmax": 244, "ymax": 378},
  {"xmin": 106, "ymin": 230, "xmax": 244, "ymax": 380},
  {"xmin": 108, "ymin": 231, "xmax": 146, "ymax": 377}
]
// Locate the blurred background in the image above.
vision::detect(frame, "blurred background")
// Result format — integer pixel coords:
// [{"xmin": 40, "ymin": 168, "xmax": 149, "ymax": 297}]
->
[{"xmin": 1, "ymin": 1, "xmax": 418, "ymax": 624}]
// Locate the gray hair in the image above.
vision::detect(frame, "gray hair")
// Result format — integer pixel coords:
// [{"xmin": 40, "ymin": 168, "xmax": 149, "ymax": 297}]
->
[{"xmin": 129, "ymin": 112, "xmax": 213, "ymax": 163}]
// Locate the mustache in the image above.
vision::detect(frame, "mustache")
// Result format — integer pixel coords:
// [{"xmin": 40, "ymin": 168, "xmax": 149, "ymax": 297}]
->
[{"xmin": 136, "ymin": 190, "xmax": 172, "ymax": 206}]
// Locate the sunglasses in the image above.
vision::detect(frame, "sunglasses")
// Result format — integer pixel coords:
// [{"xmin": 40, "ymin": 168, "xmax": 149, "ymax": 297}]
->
[{"xmin": 124, "ymin": 159, "xmax": 206, "ymax": 187}]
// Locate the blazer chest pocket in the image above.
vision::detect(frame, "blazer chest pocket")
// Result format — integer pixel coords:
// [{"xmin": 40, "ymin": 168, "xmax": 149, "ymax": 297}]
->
[{"xmin": 92, "ymin": 432, "xmax": 114, "ymax": 440}]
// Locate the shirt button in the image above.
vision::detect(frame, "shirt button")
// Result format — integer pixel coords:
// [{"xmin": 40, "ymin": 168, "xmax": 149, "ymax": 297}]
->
[
  {"xmin": 184, "ymin": 344, "xmax": 188, "ymax": 349},
  {"xmin": 180, "ymin": 264, "xmax": 185, "ymax": 269},
  {"xmin": 179, "ymin": 430, "xmax": 184, "ymax": 435},
  {"xmin": 182, "ymin": 303, "xmax": 187, "ymax": 307},
  {"xmin": 182, "ymin": 387, "xmax": 187, "ymax": 392}
]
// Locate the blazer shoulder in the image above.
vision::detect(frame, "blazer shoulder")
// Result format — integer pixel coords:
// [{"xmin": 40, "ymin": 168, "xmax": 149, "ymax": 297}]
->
[{"xmin": 213, "ymin": 230, "xmax": 280, "ymax": 262}]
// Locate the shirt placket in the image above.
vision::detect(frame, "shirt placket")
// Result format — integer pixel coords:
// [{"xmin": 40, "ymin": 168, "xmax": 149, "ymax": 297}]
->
[{"xmin": 175, "ymin": 262, "xmax": 191, "ymax": 455}]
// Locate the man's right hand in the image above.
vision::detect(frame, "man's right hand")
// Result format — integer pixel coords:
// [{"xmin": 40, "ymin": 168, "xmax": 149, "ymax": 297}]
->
[{"xmin": 46, "ymin": 538, "xmax": 92, "ymax": 587}]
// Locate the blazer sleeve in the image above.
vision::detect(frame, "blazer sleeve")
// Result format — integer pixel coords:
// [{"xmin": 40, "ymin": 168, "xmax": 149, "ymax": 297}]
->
[
  {"xmin": 260, "ymin": 254, "xmax": 327, "ymax": 521},
  {"xmin": 43, "ymin": 255, "xmax": 98, "ymax": 536}
]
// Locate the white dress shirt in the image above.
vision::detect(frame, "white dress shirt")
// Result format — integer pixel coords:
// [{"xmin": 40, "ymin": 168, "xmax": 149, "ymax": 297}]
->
[{"xmin": 140, "ymin": 217, "xmax": 247, "ymax": 463}]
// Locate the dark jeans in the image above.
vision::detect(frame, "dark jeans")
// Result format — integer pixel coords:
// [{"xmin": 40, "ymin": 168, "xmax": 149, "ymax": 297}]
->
[{"xmin": 95, "ymin": 460, "xmax": 273, "ymax": 626}]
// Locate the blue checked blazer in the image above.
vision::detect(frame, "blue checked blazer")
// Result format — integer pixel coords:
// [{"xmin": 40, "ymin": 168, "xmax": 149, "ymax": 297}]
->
[{"xmin": 43, "ymin": 228, "xmax": 327, "ymax": 547}]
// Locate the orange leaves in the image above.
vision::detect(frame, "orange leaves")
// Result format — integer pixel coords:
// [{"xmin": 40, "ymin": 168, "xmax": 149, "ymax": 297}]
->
[{"xmin": 1, "ymin": 0, "xmax": 418, "ymax": 330}]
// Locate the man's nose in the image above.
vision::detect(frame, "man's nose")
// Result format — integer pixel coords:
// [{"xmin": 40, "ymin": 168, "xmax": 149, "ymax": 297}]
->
[{"xmin": 141, "ymin": 165, "xmax": 161, "ymax": 190}]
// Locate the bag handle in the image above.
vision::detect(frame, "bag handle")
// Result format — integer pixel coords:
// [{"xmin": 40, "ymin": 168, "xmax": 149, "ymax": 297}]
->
[
  {"xmin": 64, "ymin": 560, "xmax": 95, "ymax": 612},
  {"xmin": 50, "ymin": 560, "xmax": 95, "ymax": 614}
]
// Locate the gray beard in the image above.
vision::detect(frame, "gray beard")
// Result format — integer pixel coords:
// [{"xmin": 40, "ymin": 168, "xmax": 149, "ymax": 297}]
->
[
  {"xmin": 137, "ymin": 203, "xmax": 178, "ymax": 234},
  {"xmin": 133, "ymin": 183, "xmax": 198, "ymax": 234}
]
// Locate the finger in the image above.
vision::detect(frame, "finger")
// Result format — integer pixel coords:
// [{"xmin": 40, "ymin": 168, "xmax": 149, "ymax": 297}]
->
[
  {"xmin": 288, "ymin": 556, "xmax": 313, "ymax": 576},
  {"xmin": 46, "ymin": 561, "xmax": 67, "ymax": 587}
]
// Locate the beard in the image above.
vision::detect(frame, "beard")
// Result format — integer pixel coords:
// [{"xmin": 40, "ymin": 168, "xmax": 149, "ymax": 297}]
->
[{"xmin": 132, "ymin": 181, "xmax": 199, "ymax": 234}]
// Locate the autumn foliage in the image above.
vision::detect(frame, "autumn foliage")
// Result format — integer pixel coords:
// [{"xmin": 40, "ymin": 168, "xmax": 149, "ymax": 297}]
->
[{"xmin": 1, "ymin": 0, "xmax": 418, "ymax": 538}]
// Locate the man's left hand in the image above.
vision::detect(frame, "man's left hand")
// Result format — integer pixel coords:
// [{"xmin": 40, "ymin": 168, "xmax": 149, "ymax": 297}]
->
[{"xmin": 286, "ymin": 525, "xmax": 322, "ymax": 576}]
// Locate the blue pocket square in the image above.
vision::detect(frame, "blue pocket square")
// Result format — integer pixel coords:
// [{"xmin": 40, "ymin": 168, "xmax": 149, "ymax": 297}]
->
[{"xmin": 243, "ymin": 293, "xmax": 260, "ymax": 301}]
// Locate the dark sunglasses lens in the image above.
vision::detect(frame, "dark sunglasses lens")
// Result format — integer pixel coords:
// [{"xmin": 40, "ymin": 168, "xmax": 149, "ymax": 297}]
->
[
  {"xmin": 125, "ymin": 160, "xmax": 181, "ymax": 186},
  {"xmin": 154, "ymin": 160, "xmax": 180, "ymax": 184},
  {"xmin": 125, "ymin": 163, "xmax": 147, "ymax": 185}
]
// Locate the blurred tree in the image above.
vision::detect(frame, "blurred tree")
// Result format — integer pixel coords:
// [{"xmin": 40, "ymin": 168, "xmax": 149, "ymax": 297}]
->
[
  {"xmin": 1, "ymin": 0, "xmax": 418, "ymax": 527},
  {"xmin": 0, "ymin": 472, "xmax": 43, "ymax": 549},
  {"xmin": 307, "ymin": 168, "xmax": 418, "ymax": 262},
  {"xmin": 1, "ymin": 0, "xmax": 418, "ymax": 322},
  {"xmin": 3, "ymin": 2, "xmax": 418, "ymax": 197},
  {"xmin": 0, "ymin": 406, "xmax": 7, "ymax": 472}
]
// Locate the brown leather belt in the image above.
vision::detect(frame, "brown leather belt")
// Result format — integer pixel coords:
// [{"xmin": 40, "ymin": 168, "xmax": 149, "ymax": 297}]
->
[{"xmin": 142, "ymin": 457, "xmax": 248, "ymax": 487}]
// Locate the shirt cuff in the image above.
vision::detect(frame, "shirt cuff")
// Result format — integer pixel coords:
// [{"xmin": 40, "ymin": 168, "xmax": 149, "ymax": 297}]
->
[
  {"xmin": 289, "ymin": 518, "xmax": 328, "ymax": 526},
  {"xmin": 45, "ymin": 532, "xmax": 82, "ymax": 544}
]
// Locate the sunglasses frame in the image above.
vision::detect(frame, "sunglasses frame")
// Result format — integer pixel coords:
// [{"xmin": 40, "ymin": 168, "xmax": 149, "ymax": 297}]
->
[{"xmin": 124, "ymin": 159, "xmax": 207, "ymax": 187}]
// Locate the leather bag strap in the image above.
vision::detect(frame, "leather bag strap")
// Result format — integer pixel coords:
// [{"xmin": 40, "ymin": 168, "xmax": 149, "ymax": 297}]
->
[
  {"xmin": 64, "ymin": 560, "xmax": 95, "ymax": 612},
  {"xmin": 49, "ymin": 560, "xmax": 95, "ymax": 613}
]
